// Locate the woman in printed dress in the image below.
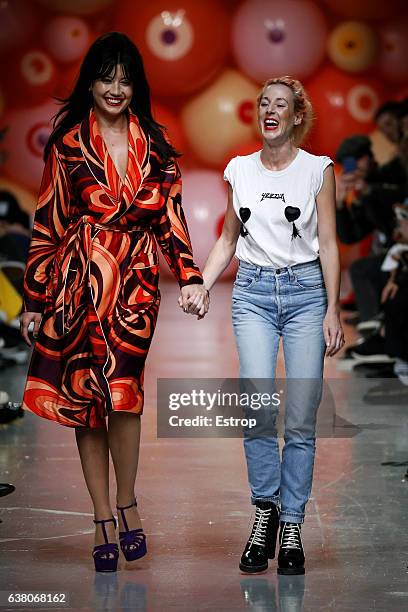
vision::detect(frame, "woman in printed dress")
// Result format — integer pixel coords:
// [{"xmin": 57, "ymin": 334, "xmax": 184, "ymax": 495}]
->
[{"xmin": 20, "ymin": 32, "xmax": 209, "ymax": 572}]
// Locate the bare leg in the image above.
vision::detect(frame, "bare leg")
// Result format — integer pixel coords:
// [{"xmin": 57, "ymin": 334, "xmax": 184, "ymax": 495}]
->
[
  {"xmin": 75, "ymin": 425, "xmax": 116, "ymax": 546},
  {"xmin": 108, "ymin": 412, "xmax": 143, "ymax": 532}
]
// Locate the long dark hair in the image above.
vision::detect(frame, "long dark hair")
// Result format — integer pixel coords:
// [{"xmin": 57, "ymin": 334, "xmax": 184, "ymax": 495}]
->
[{"xmin": 44, "ymin": 32, "xmax": 180, "ymax": 165}]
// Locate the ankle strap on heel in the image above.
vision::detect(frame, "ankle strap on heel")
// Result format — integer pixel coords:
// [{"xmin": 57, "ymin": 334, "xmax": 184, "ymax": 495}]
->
[
  {"xmin": 93, "ymin": 516, "xmax": 117, "ymax": 544},
  {"xmin": 116, "ymin": 499, "xmax": 137, "ymax": 533}
]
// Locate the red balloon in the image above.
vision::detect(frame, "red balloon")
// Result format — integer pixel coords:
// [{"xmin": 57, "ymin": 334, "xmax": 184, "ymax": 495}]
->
[
  {"xmin": 53, "ymin": 60, "xmax": 82, "ymax": 99},
  {"xmin": 0, "ymin": 0, "xmax": 39, "ymax": 52},
  {"xmin": 305, "ymin": 66, "xmax": 384, "ymax": 158},
  {"xmin": 378, "ymin": 19, "xmax": 408, "ymax": 83},
  {"xmin": 322, "ymin": 0, "xmax": 404, "ymax": 21},
  {"xmin": 113, "ymin": 0, "xmax": 229, "ymax": 96},
  {"xmin": 222, "ymin": 139, "xmax": 262, "ymax": 171},
  {"xmin": 3, "ymin": 47, "xmax": 57, "ymax": 108},
  {"xmin": 152, "ymin": 103, "xmax": 187, "ymax": 154}
]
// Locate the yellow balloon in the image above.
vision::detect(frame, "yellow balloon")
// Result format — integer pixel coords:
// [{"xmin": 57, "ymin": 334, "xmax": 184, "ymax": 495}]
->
[
  {"xmin": 35, "ymin": 0, "xmax": 113, "ymax": 15},
  {"xmin": 181, "ymin": 69, "xmax": 259, "ymax": 166},
  {"xmin": 328, "ymin": 21, "xmax": 378, "ymax": 73}
]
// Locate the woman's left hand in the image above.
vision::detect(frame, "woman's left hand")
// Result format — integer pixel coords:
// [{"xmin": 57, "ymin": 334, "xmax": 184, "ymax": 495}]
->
[
  {"xmin": 323, "ymin": 307, "xmax": 345, "ymax": 357},
  {"xmin": 178, "ymin": 284, "xmax": 210, "ymax": 319}
]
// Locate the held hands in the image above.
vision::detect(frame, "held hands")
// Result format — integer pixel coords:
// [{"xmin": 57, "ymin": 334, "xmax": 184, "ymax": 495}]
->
[
  {"xmin": 20, "ymin": 312, "xmax": 42, "ymax": 347},
  {"xmin": 323, "ymin": 308, "xmax": 345, "ymax": 357},
  {"xmin": 178, "ymin": 284, "xmax": 210, "ymax": 320}
]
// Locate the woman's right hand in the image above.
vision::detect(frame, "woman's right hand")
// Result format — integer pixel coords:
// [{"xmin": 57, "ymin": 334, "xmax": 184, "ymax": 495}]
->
[{"xmin": 20, "ymin": 312, "xmax": 42, "ymax": 347}]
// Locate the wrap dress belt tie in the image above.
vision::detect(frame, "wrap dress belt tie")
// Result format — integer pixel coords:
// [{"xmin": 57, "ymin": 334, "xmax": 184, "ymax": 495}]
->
[{"xmin": 53, "ymin": 216, "xmax": 145, "ymax": 336}]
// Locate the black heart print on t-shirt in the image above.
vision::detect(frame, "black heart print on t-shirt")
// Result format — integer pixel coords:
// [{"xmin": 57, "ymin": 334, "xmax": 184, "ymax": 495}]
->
[
  {"xmin": 239, "ymin": 207, "xmax": 251, "ymax": 237},
  {"xmin": 284, "ymin": 205, "xmax": 301, "ymax": 240}
]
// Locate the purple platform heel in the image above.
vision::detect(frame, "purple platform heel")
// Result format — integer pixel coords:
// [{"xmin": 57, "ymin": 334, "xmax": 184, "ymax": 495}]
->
[
  {"xmin": 116, "ymin": 499, "xmax": 147, "ymax": 562},
  {"xmin": 92, "ymin": 517, "xmax": 119, "ymax": 572}
]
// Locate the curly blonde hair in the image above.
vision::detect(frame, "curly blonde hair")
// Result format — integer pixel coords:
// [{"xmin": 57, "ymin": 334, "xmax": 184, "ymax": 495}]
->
[{"xmin": 257, "ymin": 76, "xmax": 314, "ymax": 146}]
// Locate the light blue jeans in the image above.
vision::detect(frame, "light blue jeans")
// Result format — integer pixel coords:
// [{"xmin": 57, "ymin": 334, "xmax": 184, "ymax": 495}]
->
[{"xmin": 232, "ymin": 259, "xmax": 327, "ymax": 523}]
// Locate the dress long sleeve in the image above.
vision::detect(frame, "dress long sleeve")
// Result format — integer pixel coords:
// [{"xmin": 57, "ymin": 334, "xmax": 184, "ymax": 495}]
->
[
  {"xmin": 23, "ymin": 143, "xmax": 71, "ymax": 313},
  {"xmin": 152, "ymin": 161, "xmax": 203, "ymax": 287}
]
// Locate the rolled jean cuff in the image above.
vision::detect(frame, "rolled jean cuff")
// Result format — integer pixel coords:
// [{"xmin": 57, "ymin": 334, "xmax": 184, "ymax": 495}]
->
[
  {"xmin": 279, "ymin": 511, "xmax": 304, "ymax": 524},
  {"xmin": 251, "ymin": 496, "xmax": 280, "ymax": 506}
]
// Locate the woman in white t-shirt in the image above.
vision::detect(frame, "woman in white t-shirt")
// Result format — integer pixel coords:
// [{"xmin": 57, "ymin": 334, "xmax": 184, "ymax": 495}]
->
[{"xmin": 185, "ymin": 76, "xmax": 344, "ymax": 575}]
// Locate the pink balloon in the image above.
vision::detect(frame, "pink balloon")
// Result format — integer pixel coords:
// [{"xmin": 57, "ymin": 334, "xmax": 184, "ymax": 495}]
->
[
  {"xmin": 378, "ymin": 19, "xmax": 408, "ymax": 83},
  {"xmin": 2, "ymin": 101, "xmax": 58, "ymax": 192},
  {"xmin": 182, "ymin": 169, "xmax": 236, "ymax": 280},
  {"xmin": 43, "ymin": 16, "xmax": 91, "ymax": 63},
  {"xmin": 232, "ymin": 0, "xmax": 328, "ymax": 81}
]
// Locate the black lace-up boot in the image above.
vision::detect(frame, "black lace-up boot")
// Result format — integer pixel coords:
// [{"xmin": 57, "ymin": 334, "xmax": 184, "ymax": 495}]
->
[
  {"xmin": 277, "ymin": 522, "xmax": 305, "ymax": 575},
  {"xmin": 239, "ymin": 501, "xmax": 280, "ymax": 573}
]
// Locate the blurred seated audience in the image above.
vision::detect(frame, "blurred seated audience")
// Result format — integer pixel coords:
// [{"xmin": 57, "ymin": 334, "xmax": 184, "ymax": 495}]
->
[
  {"xmin": 0, "ymin": 190, "xmax": 31, "ymax": 368},
  {"xmin": 361, "ymin": 210, "xmax": 408, "ymax": 403},
  {"xmin": 335, "ymin": 133, "xmax": 406, "ymax": 332},
  {"xmin": 0, "ymin": 189, "xmax": 30, "ymax": 262}
]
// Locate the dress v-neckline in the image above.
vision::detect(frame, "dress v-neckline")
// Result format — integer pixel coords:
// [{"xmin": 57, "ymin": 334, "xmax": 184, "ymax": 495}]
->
[
  {"xmin": 94, "ymin": 112, "xmax": 130, "ymax": 185},
  {"xmin": 81, "ymin": 108, "xmax": 149, "ymax": 209}
]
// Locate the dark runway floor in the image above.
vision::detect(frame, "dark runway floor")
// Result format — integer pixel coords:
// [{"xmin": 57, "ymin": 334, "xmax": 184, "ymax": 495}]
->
[{"xmin": 0, "ymin": 283, "xmax": 407, "ymax": 611}]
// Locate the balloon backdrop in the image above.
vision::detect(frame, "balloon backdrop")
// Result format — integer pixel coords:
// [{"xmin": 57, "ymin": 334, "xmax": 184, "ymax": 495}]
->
[
  {"xmin": 152, "ymin": 103, "xmax": 186, "ymax": 153},
  {"xmin": 0, "ymin": 0, "xmax": 406, "ymax": 284},
  {"xmin": 2, "ymin": 101, "xmax": 58, "ymax": 192},
  {"xmin": 378, "ymin": 19, "xmax": 408, "ymax": 83},
  {"xmin": 3, "ymin": 48, "xmax": 57, "ymax": 108},
  {"xmin": 232, "ymin": 0, "xmax": 327, "ymax": 82},
  {"xmin": 327, "ymin": 21, "xmax": 378, "ymax": 73},
  {"xmin": 0, "ymin": 88, "xmax": 5, "ymax": 118},
  {"xmin": 43, "ymin": 16, "xmax": 91, "ymax": 63},
  {"xmin": 181, "ymin": 70, "xmax": 259, "ymax": 167},
  {"xmin": 181, "ymin": 169, "xmax": 235, "ymax": 279},
  {"xmin": 322, "ymin": 0, "xmax": 404, "ymax": 21},
  {"xmin": 306, "ymin": 66, "xmax": 383, "ymax": 157},
  {"xmin": 222, "ymin": 139, "xmax": 263, "ymax": 171},
  {"xmin": 114, "ymin": 0, "xmax": 229, "ymax": 96},
  {"xmin": 35, "ymin": 0, "xmax": 113, "ymax": 15},
  {"xmin": 0, "ymin": 0, "xmax": 39, "ymax": 52}
]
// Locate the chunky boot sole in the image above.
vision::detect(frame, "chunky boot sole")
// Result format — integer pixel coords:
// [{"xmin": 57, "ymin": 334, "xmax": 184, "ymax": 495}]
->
[
  {"xmin": 266, "ymin": 531, "xmax": 278, "ymax": 559},
  {"xmin": 277, "ymin": 566, "xmax": 305, "ymax": 575},
  {"xmin": 239, "ymin": 560, "xmax": 268, "ymax": 573}
]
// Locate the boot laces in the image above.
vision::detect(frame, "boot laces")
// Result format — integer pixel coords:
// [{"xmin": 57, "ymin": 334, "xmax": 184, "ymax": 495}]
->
[
  {"xmin": 280, "ymin": 523, "xmax": 302, "ymax": 550},
  {"xmin": 248, "ymin": 507, "xmax": 272, "ymax": 548}
]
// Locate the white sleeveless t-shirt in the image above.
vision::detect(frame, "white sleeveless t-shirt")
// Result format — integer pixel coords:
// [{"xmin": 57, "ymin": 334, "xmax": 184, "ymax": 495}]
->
[{"xmin": 224, "ymin": 149, "xmax": 333, "ymax": 268}]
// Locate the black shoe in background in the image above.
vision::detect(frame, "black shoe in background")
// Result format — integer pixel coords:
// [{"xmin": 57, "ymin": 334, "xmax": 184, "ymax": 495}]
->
[
  {"xmin": 0, "ymin": 483, "xmax": 15, "ymax": 497},
  {"xmin": 351, "ymin": 333, "xmax": 394, "ymax": 363},
  {"xmin": 0, "ymin": 402, "xmax": 24, "ymax": 424}
]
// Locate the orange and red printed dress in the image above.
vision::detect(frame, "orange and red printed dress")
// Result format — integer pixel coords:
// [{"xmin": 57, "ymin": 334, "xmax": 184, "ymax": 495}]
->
[{"xmin": 22, "ymin": 108, "xmax": 202, "ymax": 428}]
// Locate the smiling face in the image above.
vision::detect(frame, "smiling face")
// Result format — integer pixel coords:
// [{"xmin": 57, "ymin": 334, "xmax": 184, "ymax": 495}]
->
[
  {"xmin": 258, "ymin": 83, "xmax": 302, "ymax": 145},
  {"xmin": 91, "ymin": 64, "xmax": 133, "ymax": 118}
]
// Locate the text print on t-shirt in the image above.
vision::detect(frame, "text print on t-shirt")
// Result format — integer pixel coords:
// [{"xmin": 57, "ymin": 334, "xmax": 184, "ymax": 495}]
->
[{"xmin": 260, "ymin": 192, "xmax": 285, "ymax": 203}]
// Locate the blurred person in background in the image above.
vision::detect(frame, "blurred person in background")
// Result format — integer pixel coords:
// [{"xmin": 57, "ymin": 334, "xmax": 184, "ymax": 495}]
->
[
  {"xmin": 192, "ymin": 76, "xmax": 343, "ymax": 575},
  {"xmin": 335, "ymin": 133, "xmax": 406, "ymax": 338},
  {"xmin": 370, "ymin": 101, "xmax": 401, "ymax": 166},
  {"xmin": 363, "ymin": 208, "xmax": 408, "ymax": 402},
  {"xmin": 19, "ymin": 32, "xmax": 207, "ymax": 573},
  {"xmin": 0, "ymin": 190, "xmax": 31, "ymax": 367},
  {"xmin": 0, "ymin": 189, "xmax": 30, "ymax": 262}
]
